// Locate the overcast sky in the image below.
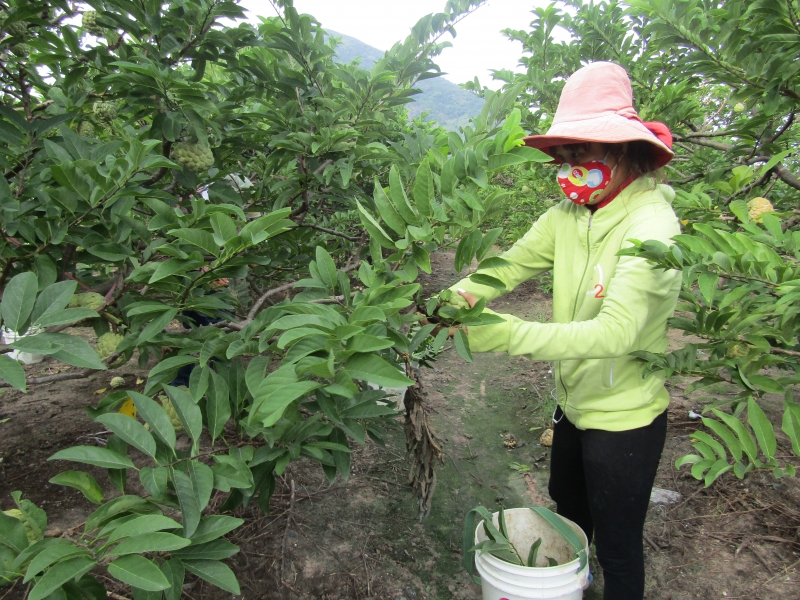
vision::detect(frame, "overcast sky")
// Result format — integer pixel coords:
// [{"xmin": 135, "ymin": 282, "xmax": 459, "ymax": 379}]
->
[{"xmin": 237, "ymin": 0, "xmax": 553, "ymax": 89}]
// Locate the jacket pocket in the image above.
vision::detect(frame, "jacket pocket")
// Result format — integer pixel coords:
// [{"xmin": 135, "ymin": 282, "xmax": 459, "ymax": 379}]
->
[{"xmin": 601, "ymin": 358, "xmax": 615, "ymax": 389}]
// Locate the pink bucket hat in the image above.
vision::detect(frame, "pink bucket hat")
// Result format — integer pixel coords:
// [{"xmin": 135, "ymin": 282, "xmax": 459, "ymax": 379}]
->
[{"xmin": 522, "ymin": 62, "xmax": 674, "ymax": 168}]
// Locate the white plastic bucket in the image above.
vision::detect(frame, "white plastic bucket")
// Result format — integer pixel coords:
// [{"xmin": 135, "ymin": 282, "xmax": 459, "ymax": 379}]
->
[
  {"xmin": 474, "ymin": 508, "xmax": 589, "ymax": 600},
  {"xmin": 2, "ymin": 326, "xmax": 45, "ymax": 365}
]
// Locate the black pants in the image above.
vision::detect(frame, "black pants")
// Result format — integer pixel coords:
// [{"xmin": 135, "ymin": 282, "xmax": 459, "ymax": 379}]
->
[{"xmin": 548, "ymin": 407, "xmax": 667, "ymax": 600}]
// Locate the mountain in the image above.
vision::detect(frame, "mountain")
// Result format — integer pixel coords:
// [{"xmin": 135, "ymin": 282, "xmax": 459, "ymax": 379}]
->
[{"xmin": 328, "ymin": 31, "xmax": 485, "ymax": 131}]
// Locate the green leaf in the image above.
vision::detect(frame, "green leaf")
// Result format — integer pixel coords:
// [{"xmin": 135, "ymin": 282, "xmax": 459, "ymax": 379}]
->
[
  {"xmin": 49, "ymin": 471, "xmax": 104, "ymax": 504},
  {"xmin": 189, "ymin": 516, "xmax": 243, "ymax": 545},
  {"xmin": 413, "ymin": 161, "xmax": 434, "ymax": 217},
  {"xmin": 48, "ymin": 446, "xmax": 134, "ymax": 470},
  {"xmin": 107, "ymin": 555, "xmax": 170, "ymax": 591},
  {"xmin": 698, "ymin": 271, "xmax": 718, "ymax": 306},
  {"xmin": 172, "ymin": 471, "xmax": 201, "ymax": 538},
  {"xmin": 712, "ymin": 409, "xmax": 759, "ymax": 463},
  {"xmin": 104, "ymin": 515, "xmax": 182, "ymax": 544},
  {"xmin": 748, "ymin": 397, "xmax": 777, "ymax": 460},
  {"xmin": 781, "ymin": 402, "xmax": 800, "ymax": 457},
  {"xmin": 129, "ymin": 391, "xmax": 176, "ymax": 452},
  {"xmin": 95, "ymin": 413, "xmax": 157, "ymax": 459},
  {"xmin": 182, "ymin": 560, "xmax": 240, "ymax": 594},
  {"xmin": 160, "ymin": 560, "xmax": 185, "ymax": 600},
  {"xmin": 0, "ymin": 354, "xmax": 26, "ymax": 391},
  {"xmin": 163, "ymin": 385, "xmax": 203, "ymax": 446},
  {"xmin": 30, "ymin": 280, "xmax": 78, "ymax": 326},
  {"xmin": 172, "ymin": 540, "xmax": 238, "ymax": 561},
  {"xmin": 34, "ymin": 308, "xmax": 99, "ymax": 328},
  {"xmin": 356, "ymin": 200, "xmax": 395, "ymax": 248},
  {"xmin": 344, "ymin": 353, "xmax": 413, "ymax": 388},
  {"xmin": 138, "ymin": 308, "xmax": 179, "ymax": 345},
  {"xmin": 704, "ymin": 459, "xmax": 732, "ymax": 487},
  {"xmin": 168, "ymin": 229, "xmax": 220, "ymax": 257},
  {"xmin": 110, "ymin": 533, "xmax": 192, "ymax": 556},
  {"xmin": 701, "ymin": 419, "xmax": 742, "ymax": 462},
  {"xmin": 44, "ymin": 333, "xmax": 107, "ymax": 370},
  {"xmin": 28, "ymin": 556, "xmax": 96, "ymax": 600},
  {"xmin": 389, "ymin": 165, "xmax": 419, "ymax": 225},
  {"xmin": 0, "ymin": 510, "xmax": 27, "ymax": 553},
  {"xmin": 453, "ymin": 328, "xmax": 473, "ymax": 362},
  {"xmin": 345, "ymin": 335, "xmax": 395, "ymax": 353},
  {"xmin": 23, "ymin": 542, "xmax": 89, "ymax": 583},
  {"xmin": 469, "ymin": 273, "xmax": 506, "ymax": 291},
  {"xmin": 205, "ymin": 371, "xmax": 231, "ymax": 442},
  {"xmin": 315, "ymin": 246, "xmax": 337, "ymax": 289},
  {"xmin": 373, "ymin": 179, "xmax": 405, "ymax": 235},
  {"xmin": 1, "ymin": 272, "xmax": 38, "ymax": 332}
]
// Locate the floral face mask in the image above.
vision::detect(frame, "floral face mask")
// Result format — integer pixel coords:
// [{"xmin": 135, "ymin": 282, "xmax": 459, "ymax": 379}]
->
[{"xmin": 556, "ymin": 156, "xmax": 614, "ymax": 205}]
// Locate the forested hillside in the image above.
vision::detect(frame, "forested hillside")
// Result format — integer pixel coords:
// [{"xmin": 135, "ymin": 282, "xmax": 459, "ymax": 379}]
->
[{"xmin": 329, "ymin": 30, "xmax": 485, "ymax": 130}]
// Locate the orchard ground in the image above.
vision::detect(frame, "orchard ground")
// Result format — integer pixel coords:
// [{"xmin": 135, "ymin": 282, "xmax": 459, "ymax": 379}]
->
[{"xmin": 1, "ymin": 251, "xmax": 799, "ymax": 600}]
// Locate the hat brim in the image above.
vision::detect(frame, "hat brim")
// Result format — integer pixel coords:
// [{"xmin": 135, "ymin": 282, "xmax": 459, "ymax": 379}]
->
[{"xmin": 522, "ymin": 114, "xmax": 674, "ymax": 169}]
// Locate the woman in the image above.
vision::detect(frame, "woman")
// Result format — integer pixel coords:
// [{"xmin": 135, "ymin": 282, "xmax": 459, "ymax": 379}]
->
[{"xmin": 447, "ymin": 62, "xmax": 681, "ymax": 599}]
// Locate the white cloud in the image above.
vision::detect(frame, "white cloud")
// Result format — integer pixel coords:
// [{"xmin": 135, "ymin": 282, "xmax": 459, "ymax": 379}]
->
[{"xmin": 237, "ymin": 0, "xmax": 552, "ymax": 89}]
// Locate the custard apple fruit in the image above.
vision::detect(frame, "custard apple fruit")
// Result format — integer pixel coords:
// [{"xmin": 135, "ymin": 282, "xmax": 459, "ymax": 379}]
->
[
  {"xmin": 747, "ymin": 197, "xmax": 775, "ymax": 223},
  {"xmin": 172, "ymin": 141, "xmax": 214, "ymax": 172},
  {"xmin": 96, "ymin": 332, "xmax": 124, "ymax": 361},
  {"xmin": 78, "ymin": 121, "xmax": 94, "ymax": 137},
  {"xmin": 1, "ymin": 11, "xmax": 27, "ymax": 39},
  {"xmin": 110, "ymin": 376, "xmax": 126, "ymax": 389},
  {"xmin": 72, "ymin": 292, "xmax": 105, "ymax": 310},
  {"xmin": 539, "ymin": 429, "xmax": 554, "ymax": 447},
  {"xmin": 158, "ymin": 395, "xmax": 183, "ymax": 432},
  {"xmin": 93, "ymin": 101, "xmax": 117, "ymax": 122},
  {"xmin": 10, "ymin": 43, "xmax": 29, "ymax": 57},
  {"xmin": 733, "ymin": 102, "xmax": 745, "ymax": 114},
  {"xmin": 82, "ymin": 10, "xmax": 105, "ymax": 36},
  {"xmin": 726, "ymin": 342, "xmax": 750, "ymax": 359}
]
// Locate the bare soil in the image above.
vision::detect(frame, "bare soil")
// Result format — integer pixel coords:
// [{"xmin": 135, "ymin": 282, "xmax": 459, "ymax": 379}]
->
[{"xmin": 1, "ymin": 251, "xmax": 799, "ymax": 599}]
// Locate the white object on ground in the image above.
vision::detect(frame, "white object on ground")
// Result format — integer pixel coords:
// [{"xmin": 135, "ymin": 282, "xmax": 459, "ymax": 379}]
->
[
  {"xmin": 650, "ymin": 488, "xmax": 681, "ymax": 504},
  {"xmin": 2, "ymin": 326, "xmax": 44, "ymax": 365},
  {"xmin": 688, "ymin": 410, "xmax": 702, "ymax": 420},
  {"xmin": 474, "ymin": 508, "xmax": 589, "ymax": 599}
]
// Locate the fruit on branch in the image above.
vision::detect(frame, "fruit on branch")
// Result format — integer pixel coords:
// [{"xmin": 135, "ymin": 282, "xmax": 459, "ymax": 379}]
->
[
  {"xmin": 110, "ymin": 376, "xmax": 125, "ymax": 388},
  {"xmin": 96, "ymin": 332, "xmax": 124, "ymax": 361},
  {"xmin": 82, "ymin": 10, "xmax": 105, "ymax": 36},
  {"xmin": 2, "ymin": 509, "xmax": 38, "ymax": 545},
  {"xmin": 733, "ymin": 102, "xmax": 745, "ymax": 114},
  {"xmin": 10, "ymin": 43, "xmax": 29, "ymax": 57},
  {"xmin": 92, "ymin": 101, "xmax": 117, "ymax": 122},
  {"xmin": 726, "ymin": 342, "xmax": 750, "ymax": 358},
  {"xmin": 69, "ymin": 292, "xmax": 105, "ymax": 310},
  {"xmin": 78, "ymin": 121, "xmax": 94, "ymax": 137},
  {"xmin": 157, "ymin": 395, "xmax": 184, "ymax": 432},
  {"xmin": 747, "ymin": 196, "xmax": 774, "ymax": 223},
  {"xmin": 0, "ymin": 11, "xmax": 28, "ymax": 39},
  {"xmin": 172, "ymin": 141, "xmax": 215, "ymax": 172}
]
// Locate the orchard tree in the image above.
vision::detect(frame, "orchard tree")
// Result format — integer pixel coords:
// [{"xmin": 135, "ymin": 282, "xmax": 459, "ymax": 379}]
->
[
  {"xmin": 479, "ymin": 0, "xmax": 800, "ymax": 486},
  {"xmin": 0, "ymin": 0, "xmax": 553, "ymax": 596}
]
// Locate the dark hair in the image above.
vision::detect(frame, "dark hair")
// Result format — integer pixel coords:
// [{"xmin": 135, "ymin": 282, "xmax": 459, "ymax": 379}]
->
[{"xmin": 604, "ymin": 141, "xmax": 662, "ymax": 180}]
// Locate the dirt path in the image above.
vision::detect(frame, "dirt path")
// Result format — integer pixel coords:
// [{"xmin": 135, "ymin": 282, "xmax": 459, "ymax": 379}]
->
[{"xmin": 1, "ymin": 251, "xmax": 799, "ymax": 599}]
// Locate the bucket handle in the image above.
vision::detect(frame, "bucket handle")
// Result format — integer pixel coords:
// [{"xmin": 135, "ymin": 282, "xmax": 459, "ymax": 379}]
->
[{"xmin": 462, "ymin": 506, "xmax": 588, "ymax": 585}]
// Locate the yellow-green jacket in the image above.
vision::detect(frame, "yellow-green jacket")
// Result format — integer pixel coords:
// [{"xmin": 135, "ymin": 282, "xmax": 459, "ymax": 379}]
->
[{"xmin": 449, "ymin": 177, "xmax": 682, "ymax": 431}]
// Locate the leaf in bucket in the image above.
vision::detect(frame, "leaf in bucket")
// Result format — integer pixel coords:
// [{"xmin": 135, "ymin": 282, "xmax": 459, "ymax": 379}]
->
[
  {"xmin": 498, "ymin": 506, "xmax": 509, "ymax": 539},
  {"xmin": 527, "ymin": 537, "xmax": 542, "ymax": 567},
  {"xmin": 547, "ymin": 556, "xmax": 559, "ymax": 567}
]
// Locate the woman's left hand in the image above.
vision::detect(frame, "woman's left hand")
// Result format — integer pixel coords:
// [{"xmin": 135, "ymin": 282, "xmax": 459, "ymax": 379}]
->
[{"xmin": 457, "ymin": 288, "xmax": 478, "ymax": 308}]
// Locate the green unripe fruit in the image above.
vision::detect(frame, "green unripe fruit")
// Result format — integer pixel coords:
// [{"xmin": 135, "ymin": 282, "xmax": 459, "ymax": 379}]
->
[
  {"xmin": 93, "ymin": 101, "xmax": 117, "ymax": 122},
  {"xmin": 82, "ymin": 10, "xmax": 105, "ymax": 36},
  {"xmin": 733, "ymin": 102, "xmax": 745, "ymax": 114},
  {"xmin": 725, "ymin": 342, "xmax": 750, "ymax": 359},
  {"xmin": 2, "ymin": 509, "xmax": 37, "ymax": 545},
  {"xmin": 158, "ymin": 395, "xmax": 184, "ymax": 432},
  {"xmin": 10, "ymin": 43, "xmax": 29, "ymax": 57},
  {"xmin": 171, "ymin": 141, "xmax": 215, "ymax": 172},
  {"xmin": 96, "ymin": 332, "xmax": 124, "ymax": 361},
  {"xmin": 110, "ymin": 376, "xmax": 126, "ymax": 389},
  {"xmin": 72, "ymin": 292, "xmax": 105, "ymax": 310},
  {"xmin": 520, "ymin": 185, "xmax": 531, "ymax": 194},
  {"xmin": 78, "ymin": 121, "xmax": 94, "ymax": 137}
]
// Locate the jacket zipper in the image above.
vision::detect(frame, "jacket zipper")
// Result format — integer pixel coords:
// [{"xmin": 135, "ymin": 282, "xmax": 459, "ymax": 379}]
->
[{"xmin": 557, "ymin": 211, "xmax": 594, "ymax": 416}]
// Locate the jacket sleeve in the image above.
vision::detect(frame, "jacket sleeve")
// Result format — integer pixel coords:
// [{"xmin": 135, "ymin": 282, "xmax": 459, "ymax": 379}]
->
[
  {"xmin": 466, "ymin": 254, "xmax": 680, "ymax": 359},
  {"xmin": 447, "ymin": 205, "xmax": 558, "ymax": 303}
]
